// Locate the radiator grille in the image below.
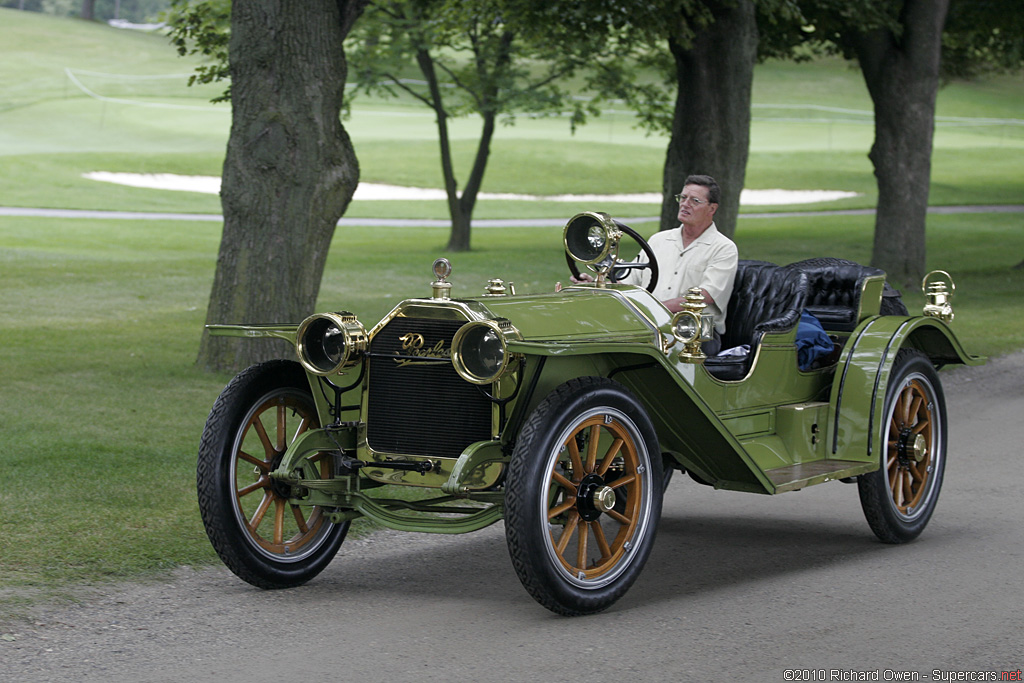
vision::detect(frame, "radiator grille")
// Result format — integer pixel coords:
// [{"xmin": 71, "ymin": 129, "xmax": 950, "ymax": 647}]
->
[{"xmin": 366, "ymin": 317, "xmax": 492, "ymax": 458}]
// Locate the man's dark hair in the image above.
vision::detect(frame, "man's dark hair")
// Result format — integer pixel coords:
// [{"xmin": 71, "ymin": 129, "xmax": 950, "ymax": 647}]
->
[{"xmin": 683, "ymin": 174, "xmax": 720, "ymax": 205}]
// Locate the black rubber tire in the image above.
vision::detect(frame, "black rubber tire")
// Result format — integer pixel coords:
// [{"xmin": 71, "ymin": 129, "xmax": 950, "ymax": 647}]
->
[
  {"xmin": 197, "ymin": 359, "xmax": 349, "ymax": 588},
  {"xmin": 858, "ymin": 349, "xmax": 946, "ymax": 544},
  {"xmin": 880, "ymin": 282, "xmax": 909, "ymax": 316},
  {"xmin": 504, "ymin": 377, "xmax": 663, "ymax": 616}
]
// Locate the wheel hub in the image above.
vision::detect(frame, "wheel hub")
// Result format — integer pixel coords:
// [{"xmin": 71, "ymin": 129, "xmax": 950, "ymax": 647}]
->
[
  {"xmin": 593, "ymin": 485, "xmax": 616, "ymax": 513},
  {"xmin": 576, "ymin": 473, "xmax": 614, "ymax": 522},
  {"xmin": 896, "ymin": 428, "xmax": 928, "ymax": 466},
  {"xmin": 910, "ymin": 434, "xmax": 928, "ymax": 463},
  {"xmin": 267, "ymin": 450, "xmax": 293, "ymax": 499}
]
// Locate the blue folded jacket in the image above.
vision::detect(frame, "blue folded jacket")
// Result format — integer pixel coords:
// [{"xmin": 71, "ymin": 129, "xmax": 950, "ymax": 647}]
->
[{"xmin": 796, "ymin": 310, "xmax": 834, "ymax": 370}]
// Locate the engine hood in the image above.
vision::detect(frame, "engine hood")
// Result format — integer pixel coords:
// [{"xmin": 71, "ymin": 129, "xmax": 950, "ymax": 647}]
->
[{"xmin": 472, "ymin": 285, "xmax": 672, "ymax": 346}]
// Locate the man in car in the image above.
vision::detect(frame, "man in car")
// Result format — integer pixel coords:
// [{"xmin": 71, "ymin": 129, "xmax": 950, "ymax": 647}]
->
[{"xmin": 624, "ymin": 175, "xmax": 738, "ymax": 355}]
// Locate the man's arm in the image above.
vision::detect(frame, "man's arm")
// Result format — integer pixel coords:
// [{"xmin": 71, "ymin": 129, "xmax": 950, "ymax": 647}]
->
[
  {"xmin": 620, "ymin": 248, "xmax": 651, "ymax": 288},
  {"xmin": 661, "ymin": 288, "xmax": 716, "ymax": 313},
  {"xmin": 662, "ymin": 241, "xmax": 739, "ymax": 313}
]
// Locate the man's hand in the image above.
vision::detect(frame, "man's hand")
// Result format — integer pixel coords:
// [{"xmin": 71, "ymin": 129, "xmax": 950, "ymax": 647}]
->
[
  {"xmin": 663, "ymin": 288, "xmax": 714, "ymax": 312},
  {"xmin": 556, "ymin": 272, "xmax": 594, "ymax": 292}
]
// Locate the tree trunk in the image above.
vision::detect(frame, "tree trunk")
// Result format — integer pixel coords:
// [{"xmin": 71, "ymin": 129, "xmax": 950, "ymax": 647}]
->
[
  {"xmin": 447, "ymin": 30, "xmax": 512, "ymax": 252},
  {"xmin": 196, "ymin": 0, "xmax": 368, "ymax": 373},
  {"xmin": 448, "ymin": 111, "xmax": 496, "ymax": 251},
  {"xmin": 851, "ymin": 0, "xmax": 949, "ymax": 289},
  {"xmin": 661, "ymin": 0, "xmax": 757, "ymax": 237},
  {"xmin": 81, "ymin": 0, "xmax": 95, "ymax": 20},
  {"xmin": 415, "ymin": 48, "xmax": 473, "ymax": 252}
]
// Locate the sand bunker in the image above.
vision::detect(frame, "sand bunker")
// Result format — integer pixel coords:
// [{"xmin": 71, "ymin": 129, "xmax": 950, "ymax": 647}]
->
[{"xmin": 83, "ymin": 172, "xmax": 859, "ymax": 206}]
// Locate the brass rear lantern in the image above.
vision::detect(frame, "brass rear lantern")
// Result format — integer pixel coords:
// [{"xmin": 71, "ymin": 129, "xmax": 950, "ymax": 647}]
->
[{"xmin": 922, "ymin": 270, "xmax": 956, "ymax": 323}]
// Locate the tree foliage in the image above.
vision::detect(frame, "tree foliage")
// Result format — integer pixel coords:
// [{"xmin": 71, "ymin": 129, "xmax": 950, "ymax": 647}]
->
[
  {"xmin": 942, "ymin": 0, "xmax": 1024, "ymax": 79},
  {"xmin": 753, "ymin": 0, "xmax": 1022, "ymax": 285},
  {"xmin": 166, "ymin": 0, "xmax": 230, "ymax": 101},
  {"xmin": 347, "ymin": 0, "xmax": 601, "ymax": 251},
  {"xmin": 543, "ymin": 0, "xmax": 803, "ymax": 237}
]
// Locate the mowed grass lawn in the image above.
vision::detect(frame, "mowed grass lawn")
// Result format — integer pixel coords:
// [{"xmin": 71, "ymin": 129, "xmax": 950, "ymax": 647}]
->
[{"xmin": 0, "ymin": 9, "xmax": 1022, "ymax": 613}]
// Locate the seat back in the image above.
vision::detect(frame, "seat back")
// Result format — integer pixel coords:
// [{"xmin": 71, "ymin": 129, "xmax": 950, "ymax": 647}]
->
[
  {"xmin": 785, "ymin": 257, "xmax": 885, "ymax": 331},
  {"xmin": 720, "ymin": 260, "xmax": 807, "ymax": 351},
  {"xmin": 706, "ymin": 261, "xmax": 808, "ymax": 381}
]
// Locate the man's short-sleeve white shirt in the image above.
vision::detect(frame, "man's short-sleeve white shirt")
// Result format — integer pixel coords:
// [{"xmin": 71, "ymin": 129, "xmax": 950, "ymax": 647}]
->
[{"xmin": 624, "ymin": 223, "xmax": 738, "ymax": 334}]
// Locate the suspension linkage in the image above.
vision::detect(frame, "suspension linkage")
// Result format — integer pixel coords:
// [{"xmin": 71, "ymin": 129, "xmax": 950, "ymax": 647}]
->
[{"xmin": 336, "ymin": 454, "xmax": 437, "ymax": 476}]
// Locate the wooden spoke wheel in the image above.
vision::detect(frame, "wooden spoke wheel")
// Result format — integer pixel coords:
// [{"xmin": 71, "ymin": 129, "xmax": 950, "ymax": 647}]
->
[
  {"xmin": 198, "ymin": 360, "xmax": 348, "ymax": 588},
  {"xmin": 858, "ymin": 349, "xmax": 947, "ymax": 544},
  {"xmin": 546, "ymin": 414, "xmax": 644, "ymax": 583},
  {"xmin": 505, "ymin": 377, "xmax": 663, "ymax": 616}
]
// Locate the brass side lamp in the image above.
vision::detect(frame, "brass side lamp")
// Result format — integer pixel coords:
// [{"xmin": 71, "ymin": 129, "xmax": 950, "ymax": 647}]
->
[{"xmin": 671, "ymin": 287, "xmax": 714, "ymax": 364}]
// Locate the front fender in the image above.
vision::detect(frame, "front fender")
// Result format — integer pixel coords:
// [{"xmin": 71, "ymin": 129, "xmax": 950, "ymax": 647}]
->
[
  {"xmin": 827, "ymin": 315, "xmax": 985, "ymax": 462},
  {"xmin": 206, "ymin": 323, "xmax": 298, "ymax": 344}
]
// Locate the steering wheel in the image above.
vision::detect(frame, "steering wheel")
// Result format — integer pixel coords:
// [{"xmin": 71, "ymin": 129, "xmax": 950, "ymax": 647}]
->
[{"xmin": 565, "ymin": 220, "xmax": 660, "ymax": 293}]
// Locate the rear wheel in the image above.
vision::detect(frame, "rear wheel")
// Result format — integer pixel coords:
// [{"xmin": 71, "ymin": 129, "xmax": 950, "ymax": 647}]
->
[
  {"xmin": 858, "ymin": 349, "xmax": 946, "ymax": 543},
  {"xmin": 505, "ymin": 377, "xmax": 663, "ymax": 615},
  {"xmin": 197, "ymin": 360, "xmax": 348, "ymax": 588}
]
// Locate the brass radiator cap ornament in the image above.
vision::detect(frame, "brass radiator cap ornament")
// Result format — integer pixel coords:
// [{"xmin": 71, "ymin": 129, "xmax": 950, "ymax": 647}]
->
[{"xmin": 431, "ymin": 258, "xmax": 453, "ymax": 300}]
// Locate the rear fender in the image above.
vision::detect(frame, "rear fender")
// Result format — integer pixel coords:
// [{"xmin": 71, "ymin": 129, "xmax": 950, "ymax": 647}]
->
[
  {"xmin": 827, "ymin": 316, "xmax": 985, "ymax": 462},
  {"xmin": 206, "ymin": 323, "xmax": 298, "ymax": 344}
]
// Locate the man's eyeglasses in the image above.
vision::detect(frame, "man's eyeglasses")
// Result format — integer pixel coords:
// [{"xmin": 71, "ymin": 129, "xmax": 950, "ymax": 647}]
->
[{"xmin": 675, "ymin": 194, "xmax": 708, "ymax": 206}]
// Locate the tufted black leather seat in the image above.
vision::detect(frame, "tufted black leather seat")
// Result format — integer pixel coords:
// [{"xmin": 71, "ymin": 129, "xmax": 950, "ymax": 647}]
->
[
  {"xmin": 704, "ymin": 260, "xmax": 809, "ymax": 381},
  {"xmin": 784, "ymin": 257, "xmax": 886, "ymax": 331}
]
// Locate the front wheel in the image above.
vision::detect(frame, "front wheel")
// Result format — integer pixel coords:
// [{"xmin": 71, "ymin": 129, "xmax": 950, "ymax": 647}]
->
[
  {"xmin": 858, "ymin": 349, "xmax": 946, "ymax": 543},
  {"xmin": 197, "ymin": 359, "xmax": 349, "ymax": 588},
  {"xmin": 505, "ymin": 377, "xmax": 663, "ymax": 615}
]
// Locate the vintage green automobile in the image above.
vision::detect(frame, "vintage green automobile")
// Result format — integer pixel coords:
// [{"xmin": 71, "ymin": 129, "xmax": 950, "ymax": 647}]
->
[{"xmin": 198, "ymin": 212, "xmax": 984, "ymax": 616}]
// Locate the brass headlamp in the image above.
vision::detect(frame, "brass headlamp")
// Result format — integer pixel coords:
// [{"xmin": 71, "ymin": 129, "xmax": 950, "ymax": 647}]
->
[
  {"xmin": 296, "ymin": 311, "xmax": 368, "ymax": 375},
  {"xmin": 452, "ymin": 318, "xmax": 522, "ymax": 385},
  {"xmin": 563, "ymin": 212, "xmax": 623, "ymax": 286}
]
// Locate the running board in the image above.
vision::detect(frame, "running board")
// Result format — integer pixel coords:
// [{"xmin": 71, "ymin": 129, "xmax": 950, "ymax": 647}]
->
[{"xmin": 765, "ymin": 460, "xmax": 876, "ymax": 493}]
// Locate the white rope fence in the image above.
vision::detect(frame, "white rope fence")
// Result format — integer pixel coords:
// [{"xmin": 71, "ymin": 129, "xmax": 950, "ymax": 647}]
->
[
  {"xmin": 63, "ymin": 68, "xmax": 1024, "ymax": 130},
  {"xmin": 63, "ymin": 67, "xmax": 224, "ymax": 112},
  {"xmin": 753, "ymin": 103, "xmax": 1024, "ymax": 127}
]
